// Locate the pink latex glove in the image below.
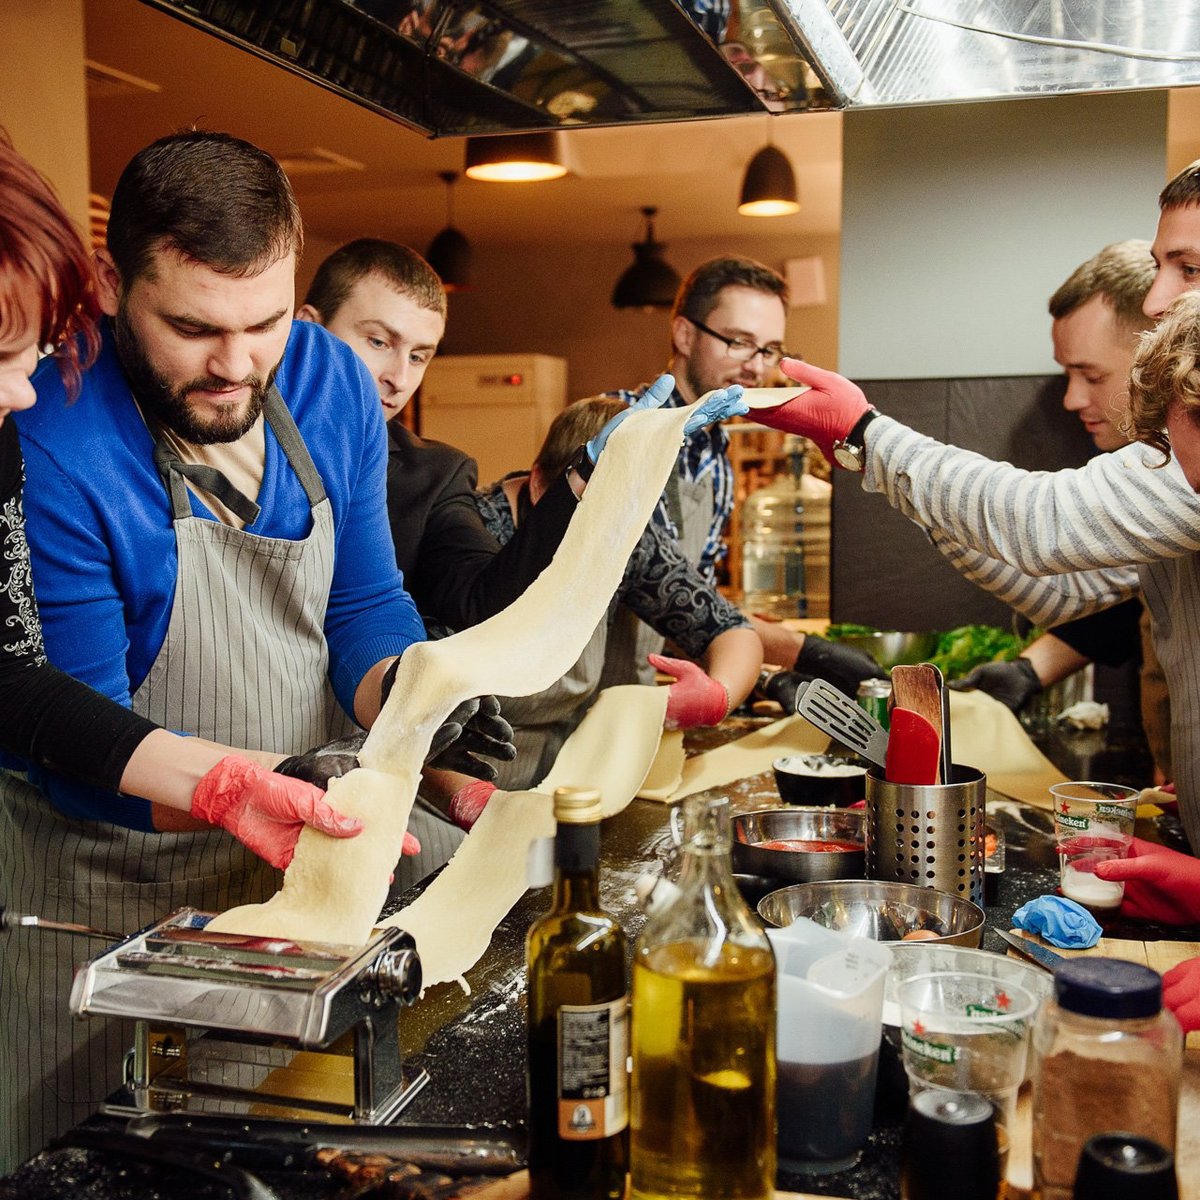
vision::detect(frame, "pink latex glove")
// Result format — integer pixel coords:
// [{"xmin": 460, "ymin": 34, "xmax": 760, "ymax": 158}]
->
[
  {"xmin": 1093, "ymin": 837, "xmax": 1200, "ymax": 925},
  {"xmin": 649, "ymin": 653, "xmax": 730, "ymax": 731},
  {"xmin": 754, "ymin": 358, "xmax": 873, "ymax": 463},
  {"xmin": 191, "ymin": 756, "xmax": 420, "ymax": 870},
  {"xmin": 1163, "ymin": 957, "xmax": 1200, "ymax": 1034},
  {"xmin": 449, "ymin": 779, "xmax": 497, "ymax": 831}
]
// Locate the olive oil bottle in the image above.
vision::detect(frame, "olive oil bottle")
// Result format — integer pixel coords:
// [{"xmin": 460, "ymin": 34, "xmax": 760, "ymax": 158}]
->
[
  {"xmin": 630, "ymin": 794, "xmax": 776, "ymax": 1200},
  {"xmin": 527, "ymin": 787, "xmax": 628, "ymax": 1200}
]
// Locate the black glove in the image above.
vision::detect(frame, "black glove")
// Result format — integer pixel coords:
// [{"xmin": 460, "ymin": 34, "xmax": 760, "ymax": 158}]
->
[
  {"xmin": 275, "ymin": 733, "xmax": 366, "ymax": 789},
  {"xmin": 948, "ymin": 657, "xmax": 1042, "ymax": 712},
  {"xmin": 753, "ymin": 669, "xmax": 817, "ymax": 714},
  {"xmin": 794, "ymin": 634, "xmax": 888, "ymax": 699},
  {"xmin": 426, "ymin": 695, "xmax": 516, "ymax": 781}
]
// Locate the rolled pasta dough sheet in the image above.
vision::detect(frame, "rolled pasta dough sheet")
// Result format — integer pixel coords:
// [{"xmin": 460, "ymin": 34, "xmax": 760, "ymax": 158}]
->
[
  {"xmin": 638, "ymin": 714, "xmax": 830, "ymax": 802},
  {"xmin": 383, "ymin": 683, "xmax": 669, "ymax": 991},
  {"xmin": 206, "ymin": 400, "xmax": 694, "ymax": 944}
]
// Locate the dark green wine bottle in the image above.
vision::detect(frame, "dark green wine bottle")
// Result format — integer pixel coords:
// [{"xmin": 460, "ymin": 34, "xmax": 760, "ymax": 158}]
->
[{"xmin": 527, "ymin": 787, "xmax": 629, "ymax": 1200}]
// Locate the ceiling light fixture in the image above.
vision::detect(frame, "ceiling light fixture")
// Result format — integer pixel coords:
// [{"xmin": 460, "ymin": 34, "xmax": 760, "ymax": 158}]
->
[
  {"xmin": 611, "ymin": 206, "xmax": 682, "ymax": 311},
  {"xmin": 463, "ymin": 131, "xmax": 567, "ymax": 182},
  {"xmin": 738, "ymin": 129, "xmax": 800, "ymax": 217},
  {"xmin": 425, "ymin": 170, "xmax": 472, "ymax": 291}
]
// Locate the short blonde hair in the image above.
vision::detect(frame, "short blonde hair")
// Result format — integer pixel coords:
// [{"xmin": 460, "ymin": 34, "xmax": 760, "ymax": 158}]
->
[{"xmin": 1127, "ymin": 291, "xmax": 1200, "ymax": 461}]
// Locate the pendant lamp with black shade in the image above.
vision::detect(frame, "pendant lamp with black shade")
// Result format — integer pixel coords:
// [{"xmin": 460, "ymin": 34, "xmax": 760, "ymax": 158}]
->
[
  {"xmin": 738, "ymin": 132, "xmax": 800, "ymax": 217},
  {"xmin": 464, "ymin": 131, "xmax": 567, "ymax": 182},
  {"xmin": 425, "ymin": 170, "xmax": 472, "ymax": 291},
  {"xmin": 611, "ymin": 206, "xmax": 682, "ymax": 311}
]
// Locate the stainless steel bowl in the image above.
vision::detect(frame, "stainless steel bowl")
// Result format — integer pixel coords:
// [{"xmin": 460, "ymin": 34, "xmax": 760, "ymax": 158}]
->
[
  {"xmin": 731, "ymin": 807, "xmax": 865, "ymax": 884},
  {"xmin": 756, "ymin": 879, "xmax": 985, "ymax": 946},
  {"xmin": 833, "ymin": 630, "xmax": 940, "ymax": 671}
]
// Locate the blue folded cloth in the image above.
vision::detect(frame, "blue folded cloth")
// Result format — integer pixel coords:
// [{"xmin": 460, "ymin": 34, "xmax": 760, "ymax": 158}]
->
[{"xmin": 1012, "ymin": 895, "xmax": 1103, "ymax": 949}]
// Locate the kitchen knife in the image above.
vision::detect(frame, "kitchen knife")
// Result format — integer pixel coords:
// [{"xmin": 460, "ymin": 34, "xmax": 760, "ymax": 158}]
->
[
  {"xmin": 885, "ymin": 707, "xmax": 940, "ymax": 786},
  {"xmin": 995, "ymin": 928, "xmax": 1067, "ymax": 972}
]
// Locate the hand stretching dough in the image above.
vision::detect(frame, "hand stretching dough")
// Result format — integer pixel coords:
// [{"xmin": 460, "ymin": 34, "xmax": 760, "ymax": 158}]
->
[
  {"xmin": 206, "ymin": 397, "xmax": 703, "ymax": 943},
  {"xmin": 381, "ymin": 684, "xmax": 670, "ymax": 991}
]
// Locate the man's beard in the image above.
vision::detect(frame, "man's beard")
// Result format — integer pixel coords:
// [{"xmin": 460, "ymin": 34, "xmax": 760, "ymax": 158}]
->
[{"xmin": 113, "ymin": 307, "xmax": 275, "ymax": 445}]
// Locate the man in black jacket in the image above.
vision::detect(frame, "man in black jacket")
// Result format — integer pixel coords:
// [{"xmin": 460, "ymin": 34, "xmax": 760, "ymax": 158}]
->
[{"xmin": 298, "ymin": 239, "xmax": 583, "ymax": 631}]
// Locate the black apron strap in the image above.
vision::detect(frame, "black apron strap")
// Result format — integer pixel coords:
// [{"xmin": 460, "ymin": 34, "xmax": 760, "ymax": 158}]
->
[{"xmin": 152, "ymin": 445, "xmax": 262, "ymax": 525}]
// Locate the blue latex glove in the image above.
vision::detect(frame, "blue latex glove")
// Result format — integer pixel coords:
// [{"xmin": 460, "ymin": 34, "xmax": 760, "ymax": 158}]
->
[
  {"xmin": 1012, "ymin": 895, "xmax": 1103, "ymax": 949},
  {"xmin": 682, "ymin": 385, "xmax": 749, "ymax": 436},
  {"xmin": 585, "ymin": 373, "xmax": 676, "ymax": 465}
]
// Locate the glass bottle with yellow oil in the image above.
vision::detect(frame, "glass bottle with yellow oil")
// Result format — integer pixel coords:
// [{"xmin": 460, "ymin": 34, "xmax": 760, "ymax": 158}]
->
[
  {"xmin": 527, "ymin": 787, "xmax": 629, "ymax": 1200},
  {"xmin": 630, "ymin": 794, "xmax": 777, "ymax": 1200}
]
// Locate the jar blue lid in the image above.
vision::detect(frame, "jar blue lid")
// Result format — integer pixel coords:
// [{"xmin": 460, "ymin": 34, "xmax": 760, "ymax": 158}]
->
[{"xmin": 1054, "ymin": 957, "xmax": 1162, "ymax": 1019}]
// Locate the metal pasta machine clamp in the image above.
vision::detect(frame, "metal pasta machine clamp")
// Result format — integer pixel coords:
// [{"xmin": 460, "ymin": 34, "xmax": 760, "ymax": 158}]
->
[{"xmin": 69, "ymin": 908, "xmax": 429, "ymax": 1125}]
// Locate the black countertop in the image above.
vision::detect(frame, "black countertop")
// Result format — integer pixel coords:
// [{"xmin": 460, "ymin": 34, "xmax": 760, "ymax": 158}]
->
[{"xmin": 2, "ymin": 716, "xmax": 1192, "ymax": 1200}]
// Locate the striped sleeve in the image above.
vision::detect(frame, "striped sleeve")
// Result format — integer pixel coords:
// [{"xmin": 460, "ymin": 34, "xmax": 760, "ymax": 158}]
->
[
  {"xmin": 863, "ymin": 416, "xmax": 1200, "ymax": 573},
  {"xmin": 924, "ymin": 528, "xmax": 1140, "ymax": 627}
]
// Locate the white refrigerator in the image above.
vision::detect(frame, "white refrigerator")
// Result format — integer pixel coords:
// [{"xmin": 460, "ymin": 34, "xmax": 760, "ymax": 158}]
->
[{"xmin": 418, "ymin": 353, "xmax": 568, "ymax": 485}]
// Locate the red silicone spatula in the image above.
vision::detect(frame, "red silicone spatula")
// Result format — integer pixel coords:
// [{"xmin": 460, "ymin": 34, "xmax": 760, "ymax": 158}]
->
[{"xmin": 885, "ymin": 706, "xmax": 941, "ymax": 786}]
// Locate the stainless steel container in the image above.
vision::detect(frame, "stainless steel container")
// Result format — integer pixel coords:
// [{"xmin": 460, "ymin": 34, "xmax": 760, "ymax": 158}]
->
[{"xmin": 864, "ymin": 765, "xmax": 986, "ymax": 906}]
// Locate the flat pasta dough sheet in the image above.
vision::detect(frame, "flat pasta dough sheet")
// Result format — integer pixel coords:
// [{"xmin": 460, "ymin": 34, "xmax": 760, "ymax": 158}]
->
[
  {"xmin": 207, "ymin": 399, "xmax": 695, "ymax": 944},
  {"xmin": 381, "ymin": 684, "xmax": 669, "ymax": 991},
  {"xmin": 637, "ymin": 714, "xmax": 830, "ymax": 802},
  {"xmin": 946, "ymin": 688, "xmax": 1067, "ymax": 808}
]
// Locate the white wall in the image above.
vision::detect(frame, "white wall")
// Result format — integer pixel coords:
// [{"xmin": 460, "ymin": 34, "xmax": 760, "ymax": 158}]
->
[{"xmin": 839, "ymin": 91, "xmax": 1167, "ymax": 379}]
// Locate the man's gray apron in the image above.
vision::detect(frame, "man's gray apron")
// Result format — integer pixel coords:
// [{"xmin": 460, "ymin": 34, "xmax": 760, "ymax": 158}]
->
[
  {"xmin": 493, "ymin": 614, "xmax": 612, "ymax": 792},
  {"xmin": 0, "ymin": 387, "xmax": 365, "ymax": 1168},
  {"xmin": 599, "ymin": 469, "xmax": 713, "ymax": 688}
]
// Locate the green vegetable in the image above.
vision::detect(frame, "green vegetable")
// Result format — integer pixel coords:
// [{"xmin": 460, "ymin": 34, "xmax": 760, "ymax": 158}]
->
[
  {"xmin": 824, "ymin": 622, "xmax": 880, "ymax": 640},
  {"xmin": 928, "ymin": 624, "xmax": 1034, "ymax": 680}
]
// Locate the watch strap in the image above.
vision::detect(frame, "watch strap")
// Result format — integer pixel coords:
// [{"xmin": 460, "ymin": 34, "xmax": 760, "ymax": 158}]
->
[
  {"xmin": 844, "ymin": 407, "xmax": 878, "ymax": 450},
  {"xmin": 569, "ymin": 444, "xmax": 596, "ymax": 482}
]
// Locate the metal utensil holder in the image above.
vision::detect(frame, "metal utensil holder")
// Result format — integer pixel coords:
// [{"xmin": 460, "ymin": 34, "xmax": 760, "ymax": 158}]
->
[{"xmin": 865, "ymin": 765, "xmax": 986, "ymax": 906}]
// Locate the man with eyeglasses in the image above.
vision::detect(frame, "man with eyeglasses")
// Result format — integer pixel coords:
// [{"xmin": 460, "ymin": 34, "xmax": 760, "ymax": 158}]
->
[{"xmin": 604, "ymin": 256, "xmax": 885, "ymax": 701}]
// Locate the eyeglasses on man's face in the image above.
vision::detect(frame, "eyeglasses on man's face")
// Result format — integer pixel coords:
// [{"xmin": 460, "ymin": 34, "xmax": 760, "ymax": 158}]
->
[{"xmin": 685, "ymin": 315, "xmax": 787, "ymax": 368}]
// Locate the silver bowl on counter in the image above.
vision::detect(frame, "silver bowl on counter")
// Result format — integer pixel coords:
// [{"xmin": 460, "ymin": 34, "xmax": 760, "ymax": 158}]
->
[
  {"xmin": 756, "ymin": 879, "xmax": 985, "ymax": 947},
  {"xmin": 731, "ymin": 807, "xmax": 865, "ymax": 884},
  {"xmin": 832, "ymin": 630, "xmax": 939, "ymax": 671}
]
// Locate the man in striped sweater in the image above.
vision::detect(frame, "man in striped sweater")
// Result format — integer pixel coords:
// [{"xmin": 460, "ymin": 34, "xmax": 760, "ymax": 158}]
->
[{"xmin": 751, "ymin": 160, "xmax": 1200, "ymax": 1030}]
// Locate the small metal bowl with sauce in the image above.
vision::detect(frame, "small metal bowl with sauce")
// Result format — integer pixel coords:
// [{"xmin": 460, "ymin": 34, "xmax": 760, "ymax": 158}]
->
[
  {"xmin": 731, "ymin": 807, "xmax": 865, "ymax": 884},
  {"xmin": 757, "ymin": 879, "xmax": 985, "ymax": 947}
]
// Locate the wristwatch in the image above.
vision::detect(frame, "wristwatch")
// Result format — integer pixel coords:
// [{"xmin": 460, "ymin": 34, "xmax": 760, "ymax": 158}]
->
[
  {"xmin": 568, "ymin": 444, "xmax": 596, "ymax": 482},
  {"xmin": 831, "ymin": 409, "xmax": 879, "ymax": 472}
]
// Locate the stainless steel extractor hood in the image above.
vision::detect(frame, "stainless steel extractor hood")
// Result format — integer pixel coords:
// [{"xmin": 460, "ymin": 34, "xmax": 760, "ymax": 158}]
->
[{"xmin": 135, "ymin": 1, "xmax": 1200, "ymax": 137}]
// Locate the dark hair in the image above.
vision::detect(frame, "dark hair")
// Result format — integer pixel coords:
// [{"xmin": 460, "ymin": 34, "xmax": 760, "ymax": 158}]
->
[
  {"xmin": 0, "ymin": 128, "xmax": 100, "ymax": 398},
  {"xmin": 1047, "ymin": 240, "xmax": 1155, "ymax": 337},
  {"xmin": 534, "ymin": 396, "xmax": 626, "ymax": 480},
  {"xmin": 304, "ymin": 239, "xmax": 447, "ymax": 323},
  {"xmin": 1160, "ymin": 159, "xmax": 1200, "ymax": 212},
  {"xmin": 107, "ymin": 130, "xmax": 303, "ymax": 285},
  {"xmin": 671, "ymin": 255, "xmax": 788, "ymax": 324}
]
